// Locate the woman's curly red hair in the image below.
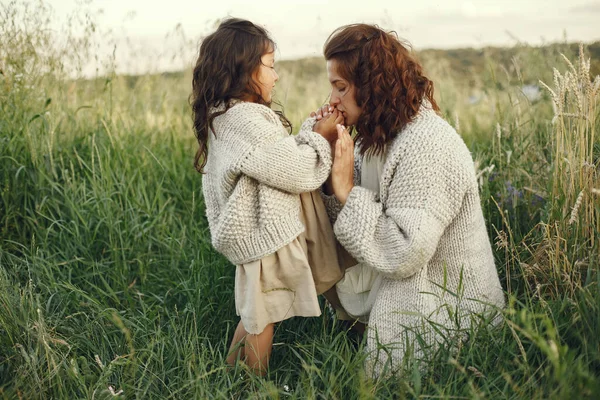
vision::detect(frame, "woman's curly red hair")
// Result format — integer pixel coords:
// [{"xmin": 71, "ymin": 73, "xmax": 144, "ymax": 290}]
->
[{"xmin": 324, "ymin": 24, "xmax": 439, "ymax": 155}]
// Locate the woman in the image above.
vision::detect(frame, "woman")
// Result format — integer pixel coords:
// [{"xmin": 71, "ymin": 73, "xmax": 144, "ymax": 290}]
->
[{"xmin": 315, "ymin": 24, "xmax": 505, "ymax": 377}]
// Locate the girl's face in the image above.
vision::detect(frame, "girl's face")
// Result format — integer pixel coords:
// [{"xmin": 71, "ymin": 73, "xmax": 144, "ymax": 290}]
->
[
  {"xmin": 327, "ymin": 59, "xmax": 362, "ymax": 126},
  {"xmin": 254, "ymin": 50, "xmax": 279, "ymax": 102}
]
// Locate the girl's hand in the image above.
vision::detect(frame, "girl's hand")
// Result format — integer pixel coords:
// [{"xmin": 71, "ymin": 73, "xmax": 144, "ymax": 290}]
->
[
  {"xmin": 310, "ymin": 104, "xmax": 334, "ymax": 121},
  {"xmin": 313, "ymin": 109, "xmax": 344, "ymax": 143},
  {"xmin": 332, "ymin": 124, "xmax": 354, "ymax": 204}
]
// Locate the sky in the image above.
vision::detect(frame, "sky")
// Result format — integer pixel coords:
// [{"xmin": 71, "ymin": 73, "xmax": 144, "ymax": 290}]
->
[{"xmin": 45, "ymin": 0, "xmax": 600, "ymax": 75}]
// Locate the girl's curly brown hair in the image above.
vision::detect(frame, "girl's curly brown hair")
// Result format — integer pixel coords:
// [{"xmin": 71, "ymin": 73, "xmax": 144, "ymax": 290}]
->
[
  {"xmin": 190, "ymin": 18, "xmax": 291, "ymax": 173},
  {"xmin": 324, "ymin": 24, "xmax": 439, "ymax": 155}
]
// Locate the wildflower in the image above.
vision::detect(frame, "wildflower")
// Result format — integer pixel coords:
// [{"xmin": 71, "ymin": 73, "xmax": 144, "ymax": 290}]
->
[{"xmin": 505, "ymin": 181, "xmax": 523, "ymax": 200}]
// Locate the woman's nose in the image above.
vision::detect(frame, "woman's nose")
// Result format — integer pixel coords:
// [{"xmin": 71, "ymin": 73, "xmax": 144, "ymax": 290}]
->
[{"xmin": 329, "ymin": 92, "xmax": 340, "ymax": 106}]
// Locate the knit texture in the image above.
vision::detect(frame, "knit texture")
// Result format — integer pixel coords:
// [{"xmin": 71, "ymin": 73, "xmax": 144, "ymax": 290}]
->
[
  {"xmin": 330, "ymin": 105, "xmax": 505, "ymax": 376},
  {"xmin": 202, "ymin": 102, "xmax": 332, "ymax": 265}
]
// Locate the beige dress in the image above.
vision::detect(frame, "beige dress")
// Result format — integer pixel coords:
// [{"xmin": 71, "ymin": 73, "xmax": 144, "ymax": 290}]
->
[{"xmin": 235, "ymin": 191, "xmax": 343, "ymax": 335}]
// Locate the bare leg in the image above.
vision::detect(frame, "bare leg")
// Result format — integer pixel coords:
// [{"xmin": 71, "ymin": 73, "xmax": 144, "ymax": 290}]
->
[
  {"xmin": 244, "ymin": 323, "xmax": 274, "ymax": 376},
  {"xmin": 226, "ymin": 320, "xmax": 248, "ymax": 366}
]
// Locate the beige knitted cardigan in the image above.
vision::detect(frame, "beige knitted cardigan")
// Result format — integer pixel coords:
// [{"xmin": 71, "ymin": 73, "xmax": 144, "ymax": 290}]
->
[
  {"xmin": 202, "ymin": 102, "xmax": 330, "ymax": 265},
  {"xmin": 322, "ymin": 105, "xmax": 505, "ymax": 376}
]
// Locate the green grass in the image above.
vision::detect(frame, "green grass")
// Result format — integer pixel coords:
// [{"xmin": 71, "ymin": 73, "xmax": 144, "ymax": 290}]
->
[{"xmin": 1, "ymin": 2, "xmax": 599, "ymax": 398}]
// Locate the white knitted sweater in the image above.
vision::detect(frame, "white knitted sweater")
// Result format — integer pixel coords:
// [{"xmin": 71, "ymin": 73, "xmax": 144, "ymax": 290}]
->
[
  {"xmin": 323, "ymin": 105, "xmax": 505, "ymax": 376},
  {"xmin": 201, "ymin": 102, "xmax": 331, "ymax": 265}
]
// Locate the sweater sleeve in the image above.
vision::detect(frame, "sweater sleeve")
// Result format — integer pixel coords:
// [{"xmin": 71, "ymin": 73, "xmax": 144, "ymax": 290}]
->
[
  {"xmin": 333, "ymin": 135, "xmax": 467, "ymax": 279},
  {"xmin": 237, "ymin": 115, "xmax": 333, "ymax": 194}
]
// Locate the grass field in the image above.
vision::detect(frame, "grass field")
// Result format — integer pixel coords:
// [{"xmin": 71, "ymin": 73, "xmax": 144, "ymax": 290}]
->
[{"xmin": 1, "ymin": 2, "xmax": 599, "ymax": 399}]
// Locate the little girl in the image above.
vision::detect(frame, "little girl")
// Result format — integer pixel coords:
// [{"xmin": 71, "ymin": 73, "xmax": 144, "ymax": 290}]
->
[{"xmin": 190, "ymin": 18, "xmax": 344, "ymax": 375}]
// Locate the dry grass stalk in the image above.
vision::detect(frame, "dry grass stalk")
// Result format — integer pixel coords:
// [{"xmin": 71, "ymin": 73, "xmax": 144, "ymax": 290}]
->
[
  {"xmin": 568, "ymin": 191, "xmax": 584, "ymax": 225},
  {"xmin": 540, "ymin": 44, "xmax": 599, "ymax": 247}
]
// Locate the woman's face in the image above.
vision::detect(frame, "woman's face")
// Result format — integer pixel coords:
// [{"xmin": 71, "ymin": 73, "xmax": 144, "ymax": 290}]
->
[
  {"xmin": 327, "ymin": 59, "xmax": 362, "ymax": 126},
  {"xmin": 255, "ymin": 50, "xmax": 279, "ymax": 102}
]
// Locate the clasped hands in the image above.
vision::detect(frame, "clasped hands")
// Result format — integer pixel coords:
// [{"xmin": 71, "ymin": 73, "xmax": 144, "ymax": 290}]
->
[{"xmin": 311, "ymin": 105, "xmax": 354, "ymax": 205}]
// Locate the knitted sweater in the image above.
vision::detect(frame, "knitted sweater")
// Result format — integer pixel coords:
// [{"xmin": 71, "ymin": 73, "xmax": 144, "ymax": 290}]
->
[
  {"xmin": 323, "ymin": 105, "xmax": 505, "ymax": 376},
  {"xmin": 201, "ymin": 102, "xmax": 331, "ymax": 265}
]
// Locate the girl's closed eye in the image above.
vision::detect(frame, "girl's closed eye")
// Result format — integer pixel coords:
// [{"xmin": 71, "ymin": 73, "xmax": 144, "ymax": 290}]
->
[{"xmin": 261, "ymin": 58, "xmax": 275, "ymax": 69}]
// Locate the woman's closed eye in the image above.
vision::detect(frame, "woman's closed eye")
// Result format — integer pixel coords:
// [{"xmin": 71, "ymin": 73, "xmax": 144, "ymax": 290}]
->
[{"xmin": 335, "ymin": 86, "xmax": 347, "ymax": 96}]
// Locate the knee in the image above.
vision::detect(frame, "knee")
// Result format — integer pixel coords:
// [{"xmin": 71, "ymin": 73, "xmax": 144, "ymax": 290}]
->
[
  {"xmin": 248, "ymin": 323, "xmax": 274, "ymax": 338},
  {"xmin": 261, "ymin": 323, "xmax": 274, "ymax": 335}
]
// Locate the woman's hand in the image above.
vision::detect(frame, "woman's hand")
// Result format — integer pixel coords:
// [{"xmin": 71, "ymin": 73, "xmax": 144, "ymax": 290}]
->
[
  {"xmin": 331, "ymin": 124, "xmax": 354, "ymax": 204},
  {"xmin": 313, "ymin": 109, "xmax": 344, "ymax": 143}
]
